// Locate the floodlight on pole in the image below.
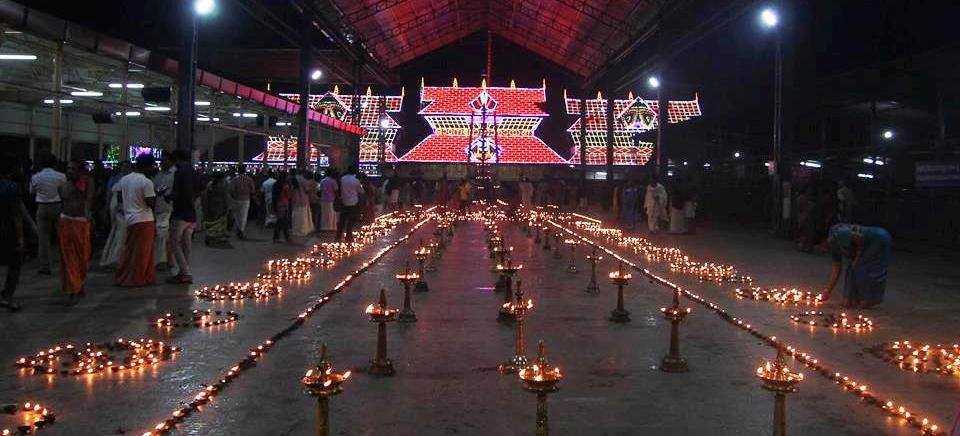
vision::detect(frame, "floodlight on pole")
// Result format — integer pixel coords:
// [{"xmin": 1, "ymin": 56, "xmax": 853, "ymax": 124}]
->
[
  {"xmin": 760, "ymin": 8, "xmax": 779, "ymax": 28},
  {"xmin": 194, "ymin": 0, "xmax": 216, "ymax": 16},
  {"xmin": 311, "ymin": 69, "xmax": 323, "ymax": 81},
  {"xmin": 647, "ymin": 76, "xmax": 661, "ymax": 89},
  {"xmin": 882, "ymin": 130, "xmax": 894, "ymax": 140}
]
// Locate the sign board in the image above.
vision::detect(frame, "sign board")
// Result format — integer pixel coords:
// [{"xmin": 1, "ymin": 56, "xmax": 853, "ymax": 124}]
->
[{"xmin": 915, "ymin": 162, "xmax": 960, "ymax": 188}]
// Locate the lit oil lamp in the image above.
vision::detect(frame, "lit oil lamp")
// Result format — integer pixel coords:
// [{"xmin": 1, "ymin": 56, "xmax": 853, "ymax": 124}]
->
[
  {"xmin": 496, "ymin": 262, "xmax": 523, "ymax": 322},
  {"xmin": 365, "ymin": 289, "xmax": 399, "ymax": 376},
  {"xmin": 396, "ymin": 263, "xmax": 420, "ymax": 323},
  {"xmin": 302, "ymin": 343, "xmax": 351, "ymax": 436},
  {"xmin": 518, "ymin": 340, "xmax": 563, "ymax": 436},
  {"xmin": 1, "ymin": 401, "xmax": 56, "ymax": 435},
  {"xmin": 499, "ymin": 282, "xmax": 534, "ymax": 374},
  {"xmin": 660, "ymin": 289, "xmax": 692, "ymax": 372},
  {"xmin": 564, "ymin": 239, "xmax": 578, "ymax": 273},
  {"xmin": 608, "ymin": 261, "xmax": 633, "ymax": 323},
  {"xmin": 413, "ymin": 243, "xmax": 431, "ymax": 293},
  {"xmin": 585, "ymin": 246, "xmax": 602, "ymax": 294},
  {"xmin": 757, "ymin": 347, "xmax": 804, "ymax": 436}
]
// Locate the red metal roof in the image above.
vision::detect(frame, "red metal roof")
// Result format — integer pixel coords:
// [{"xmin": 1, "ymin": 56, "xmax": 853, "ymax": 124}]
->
[{"xmin": 331, "ymin": 0, "xmax": 657, "ymax": 77}]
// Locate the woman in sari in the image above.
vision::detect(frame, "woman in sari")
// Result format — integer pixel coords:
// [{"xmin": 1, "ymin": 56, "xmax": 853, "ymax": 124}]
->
[
  {"xmin": 290, "ymin": 172, "xmax": 314, "ymax": 238},
  {"xmin": 823, "ymin": 223, "xmax": 892, "ymax": 308},
  {"xmin": 202, "ymin": 173, "xmax": 232, "ymax": 248}
]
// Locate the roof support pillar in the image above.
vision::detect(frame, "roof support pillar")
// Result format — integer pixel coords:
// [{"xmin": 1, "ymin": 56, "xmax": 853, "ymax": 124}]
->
[
  {"xmin": 296, "ymin": 33, "xmax": 312, "ymax": 170},
  {"xmin": 177, "ymin": 3, "xmax": 198, "ymax": 154}
]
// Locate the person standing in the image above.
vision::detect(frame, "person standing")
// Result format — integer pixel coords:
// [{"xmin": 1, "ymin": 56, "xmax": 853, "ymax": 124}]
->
[
  {"xmin": 644, "ymin": 178, "xmax": 667, "ymax": 233},
  {"xmin": 29, "ymin": 153, "xmax": 66, "ymax": 275},
  {"xmin": 338, "ymin": 166, "xmax": 364, "ymax": 242},
  {"xmin": 58, "ymin": 160, "xmax": 94, "ymax": 305},
  {"xmin": 166, "ymin": 150, "xmax": 199, "ymax": 284},
  {"xmin": 229, "ymin": 164, "xmax": 255, "ymax": 240},
  {"xmin": 304, "ymin": 172, "xmax": 321, "ymax": 234},
  {"xmin": 203, "ymin": 173, "xmax": 233, "ymax": 248},
  {"xmin": 318, "ymin": 169, "xmax": 339, "ymax": 236},
  {"xmin": 290, "ymin": 171, "xmax": 314, "ymax": 238},
  {"xmin": 456, "ymin": 179, "xmax": 471, "ymax": 214},
  {"xmin": 100, "ymin": 162, "xmax": 130, "ymax": 268},
  {"xmin": 519, "ymin": 177, "xmax": 534, "ymax": 206},
  {"xmin": 619, "ymin": 181, "xmax": 639, "ymax": 229},
  {"xmin": 261, "ymin": 171, "xmax": 277, "ymax": 227},
  {"xmin": 152, "ymin": 158, "xmax": 176, "ymax": 270},
  {"xmin": 836, "ymin": 180, "xmax": 856, "ymax": 223},
  {"xmin": 0, "ymin": 158, "xmax": 26, "ymax": 311},
  {"xmin": 115, "ymin": 154, "xmax": 158, "ymax": 287},
  {"xmin": 272, "ymin": 172, "xmax": 292, "ymax": 243}
]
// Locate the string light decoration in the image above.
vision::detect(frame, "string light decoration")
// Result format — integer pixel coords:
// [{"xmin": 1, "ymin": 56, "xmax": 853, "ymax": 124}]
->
[
  {"xmin": 866, "ymin": 341, "xmax": 959, "ymax": 376},
  {"xmin": 789, "ymin": 311, "xmax": 874, "ymax": 331},
  {"xmin": 535, "ymin": 210, "xmax": 945, "ymax": 435},
  {"xmin": 15, "ymin": 339, "xmax": 180, "ymax": 376},
  {"xmin": 139, "ymin": 209, "xmax": 438, "ymax": 435},
  {"xmin": 1, "ymin": 401, "xmax": 56, "ymax": 435},
  {"xmin": 564, "ymin": 90, "xmax": 701, "ymax": 165},
  {"xmin": 151, "ymin": 310, "xmax": 240, "ymax": 329},
  {"xmin": 251, "ymin": 135, "xmax": 329, "ymax": 167},
  {"xmin": 399, "ymin": 79, "xmax": 566, "ymax": 164},
  {"xmin": 735, "ymin": 287, "xmax": 824, "ymax": 306},
  {"xmin": 282, "ymin": 87, "xmax": 404, "ymax": 163}
]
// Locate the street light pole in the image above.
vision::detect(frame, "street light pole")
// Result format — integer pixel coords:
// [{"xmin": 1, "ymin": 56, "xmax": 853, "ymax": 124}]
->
[{"xmin": 772, "ymin": 31, "xmax": 784, "ymax": 232}]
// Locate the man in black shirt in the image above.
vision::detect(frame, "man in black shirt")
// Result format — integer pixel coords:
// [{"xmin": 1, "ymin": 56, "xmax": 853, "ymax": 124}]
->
[{"xmin": 166, "ymin": 150, "xmax": 200, "ymax": 284}]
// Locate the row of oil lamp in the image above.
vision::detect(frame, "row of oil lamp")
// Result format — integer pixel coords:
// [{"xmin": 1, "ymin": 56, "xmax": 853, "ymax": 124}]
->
[
  {"xmin": 151, "ymin": 309, "xmax": 240, "ymax": 329},
  {"xmin": 15, "ymin": 338, "xmax": 180, "ymax": 376},
  {"xmin": 141, "ymin": 208, "xmax": 441, "ymax": 435},
  {"xmin": 1, "ymin": 402, "xmax": 55, "ymax": 435},
  {"xmin": 532, "ymin": 208, "xmax": 945, "ymax": 435}
]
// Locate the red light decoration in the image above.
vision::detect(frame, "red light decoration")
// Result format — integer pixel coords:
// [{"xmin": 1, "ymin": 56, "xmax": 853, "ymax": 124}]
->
[
  {"xmin": 251, "ymin": 136, "xmax": 328, "ymax": 166},
  {"xmin": 399, "ymin": 79, "xmax": 566, "ymax": 164},
  {"xmin": 281, "ymin": 86, "xmax": 404, "ymax": 163},
  {"xmin": 564, "ymin": 91, "xmax": 701, "ymax": 165}
]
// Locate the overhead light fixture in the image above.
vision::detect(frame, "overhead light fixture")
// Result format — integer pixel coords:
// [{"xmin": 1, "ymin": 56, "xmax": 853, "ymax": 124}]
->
[
  {"xmin": 194, "ymin": 0, "xmax": 216, "ymax": 16},
  {"xmin": 125, "ymin": 111, "xmax": 141, "ymax": 117},
  {"xmin": 3, "ymin": 30, "xmax": 23, "ymax": 35},
  {"xmin": 647, "ymin": 76, "xmax": 661, "ymax": 89},
  {"xmin": 70, "ymin": 91, "xmax": 103, "ymax": 97},
  {"xmin": 310, "ymin": 69, "xmax": 323, "ymax": 81},
  {"xmin": 232, "ymin": 113, "xmax": 242, "ymax": 117},
  {"xmin": 882, "ymin": 129, "xmax": 894, "ymax": 140},
  {"xmin": 874, "ymin": 159, "xmax": 885, "ymax": 166},
  {"xmin": 212, "ymin": 117, "xmax": 220, "ymax": 122},
  {"xmin": 108, "ymin": 83, "xmax": 144, "ymax": 89},
  {"xmin": 197, "ymin": 116, "xmax": 210, "ymax": 122},
  {"xmin": 703, "ymin": 162, "xmax": 711, "ymax": 168},
  {"xmin": 144, "ymin": 106, "xmax": 171, "ymax": 112},
  {"xmin": 862, "ymin": 157, "xmax": 874, "ymax": 164},
  {"xmin": 275, "ymin": 121, "xmax": 290, "ymax": 127},
  {"xmin": 760, "ymin": 8, "xmax": 779, "ymax": 28},
  {"xmin": 733, "ymin": 151, "xmax": 741, "ymax": 158},
  {"xmin": 857, "ymin": 173, "xmax": 875, "ymax": 179},
  {"xmin": 800, "ymin": 160, "xmax": 822, "ymax": 168},
  {"xmin": 379, "ymin": 118, "xmax": 391, "ymax": 129},
  {"xmin": 194, "ymin": 101, "xmax": 211, "ymax": 106},
  {"xmin": 0, "ymin": 54, "xmax": 37, "ymax": 60},
  {"xmin": 241, "ymin": 113, "xmax": 258, "ymax": 118},
  {"xmin": 43, "ymin": 99, "xmax": 73, "ymax": 104}
]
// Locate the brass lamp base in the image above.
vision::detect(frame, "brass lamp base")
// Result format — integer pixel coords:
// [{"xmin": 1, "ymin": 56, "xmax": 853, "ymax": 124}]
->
[
  {"xmin": 368, "ymin": 359, "xmax": 395, "ymax": 376},
  {"xmin": 609, "ymin": 308, "xmax": 631, "ymax": 323}
]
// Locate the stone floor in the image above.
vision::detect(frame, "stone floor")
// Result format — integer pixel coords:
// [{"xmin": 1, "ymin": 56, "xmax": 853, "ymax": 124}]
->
[{"xmin": 0, "ymin": 210, "xmax": 954, "ymax": 435}]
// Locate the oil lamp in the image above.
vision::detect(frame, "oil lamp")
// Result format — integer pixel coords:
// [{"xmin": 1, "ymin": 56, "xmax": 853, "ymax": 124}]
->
[
  {"xmin": 1, "ymin": 401, "xmax": 56, "ymax": 435},
  {"xmin": 499, "ymin": 282, "xmax": 534, "ymax": 374},
  {"xmin": 413, "ymin": 244, "xmax": 431, "ymax": 293},
  {"xmin": 585, "ymin": 246, "xmax": 602, "ymax": 294},
  {"xmin": 660, "ymin": 289, "xmax": 692, "ymax": 372},
  {"xmin": 608, "ymin": 261, "xmax": 632, "ymax": 323},
  {"xmin": 519, "ymin": 340, "xmax": 563, "ymax": 436},
  {"xmin": 302, "ymin": 343, "xmax": 351, "ymax": 436},
  {"xmin": 496, "ymin": 262, "xmax": 523, "ymax": 323},
  {"xmin": 757, "ymin": 347, "xmax": 804, "ymax": 436},
  {"xmin": 564, "ymin": 239, "xmax": 578, "ymax": 273},
  {"xmin": 396, "ymin": 263, "xmax": 420, "ymax": 323},
  {"xmin": 365, "ymin": 289, "xmax": 399, "ymax": 376}
]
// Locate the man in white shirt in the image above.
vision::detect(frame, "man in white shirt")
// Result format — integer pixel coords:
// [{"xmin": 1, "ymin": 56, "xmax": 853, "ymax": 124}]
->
[
  {"xmin": 644, "ymin": 178, "xmax": 667, "ymax": 233},
  {"xmin": 337, "ymin": 166, "xmax": 364, "ymax": 242},
  {"xmin": 261, "ymin": 172, "xmax": 277, "ymax": 226},
  {"xmin": 115, "ymin": 154, "xmax": 157, "ymax": 287},
  {"xmin": 29, "ymin": 154, "xmax": 66, "ymax": 274}
]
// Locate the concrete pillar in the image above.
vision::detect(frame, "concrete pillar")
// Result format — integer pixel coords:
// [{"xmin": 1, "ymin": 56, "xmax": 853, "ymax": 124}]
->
[
  {"xmin": 28, "ymin": 107, "xmax": 36, "ymax": 160},
  {"xmin": 51, "ymin": 42, "xmax": 64, "ymax": 160},
  {"xmin": 120, "ymin": 64, "xmax": 130, "ymax": 162}
]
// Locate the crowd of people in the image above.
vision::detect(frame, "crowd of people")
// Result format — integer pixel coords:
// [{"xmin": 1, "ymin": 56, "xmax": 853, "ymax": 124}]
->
[{"xmin": 0, "ymin": 152, "xmax": 460, "ymax": 313}]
